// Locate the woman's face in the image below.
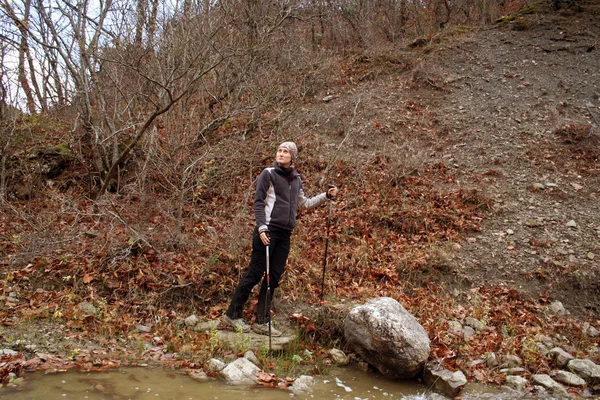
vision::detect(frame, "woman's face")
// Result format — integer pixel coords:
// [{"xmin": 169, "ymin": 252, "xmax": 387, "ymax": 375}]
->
[{"xmin": 276, "ymin": 147, "xmax": 292, "ymax": 167}]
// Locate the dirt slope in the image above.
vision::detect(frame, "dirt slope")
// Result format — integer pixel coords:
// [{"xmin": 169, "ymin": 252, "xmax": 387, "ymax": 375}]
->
[
  {"xmin": 298, "ymin": 3, "xmax": 600, "ymax": 316},
  {"xmin": 424, "ymin": 5, "xmax": 600, "ymax": 315}
]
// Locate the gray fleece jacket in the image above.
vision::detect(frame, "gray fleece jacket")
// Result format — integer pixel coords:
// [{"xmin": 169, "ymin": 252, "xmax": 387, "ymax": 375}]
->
[{"xmin": 254, "ymin": 162, "xmax": 327, "ymax": 232}]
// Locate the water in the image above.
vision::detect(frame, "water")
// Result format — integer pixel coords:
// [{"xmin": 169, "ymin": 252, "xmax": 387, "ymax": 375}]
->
[
  {"xmin": 0, "ymin": 366, "xmax": 430, "ymax": 400},
  {"xmin": 0, "ymin": 366, "xmax": 532, "ymax": 400}
]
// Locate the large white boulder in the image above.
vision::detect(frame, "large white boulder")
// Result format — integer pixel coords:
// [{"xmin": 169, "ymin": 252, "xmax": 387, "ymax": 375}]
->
[{"xmin": 343, "ymin": 297, "xmax": 430, "ymax": 379}]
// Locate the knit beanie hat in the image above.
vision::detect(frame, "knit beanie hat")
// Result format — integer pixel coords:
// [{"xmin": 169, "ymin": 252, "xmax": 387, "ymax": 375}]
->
[{"xmin": 278, "ymin": 141, "xmax": 298, "ymax": 161}]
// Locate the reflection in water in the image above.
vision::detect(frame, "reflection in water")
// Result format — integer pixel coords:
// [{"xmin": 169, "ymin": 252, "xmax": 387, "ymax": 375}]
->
[{"xmin": 0, "ymin": 366, "xmax": 525, "ymax": 400}]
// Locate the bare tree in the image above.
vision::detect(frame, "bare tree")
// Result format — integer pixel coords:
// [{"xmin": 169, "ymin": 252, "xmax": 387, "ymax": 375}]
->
[{"xmin": 1, "ymin": 0, "xmax": 40, "ymax": 113}]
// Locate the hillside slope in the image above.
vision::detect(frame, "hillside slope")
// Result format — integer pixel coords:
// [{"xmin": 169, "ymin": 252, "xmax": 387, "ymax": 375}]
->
[{"xmin": 294, "ymin": 2, "xmax": 600, "ymax": 316}]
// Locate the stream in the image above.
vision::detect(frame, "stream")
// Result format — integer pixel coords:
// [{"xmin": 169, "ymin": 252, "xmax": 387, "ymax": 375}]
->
[{"xmin": 0, "ymin": 366, "xmax": 529, "ymax": 399}]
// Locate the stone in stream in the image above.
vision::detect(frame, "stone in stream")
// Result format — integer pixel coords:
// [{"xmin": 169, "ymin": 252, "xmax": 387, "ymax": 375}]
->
[
  {"xmin": 343, "ymin": 297, "xmax": 430, "ymax": 379},
  {"xmin": 423, "ymin": 364, "xmax": 467, "ymax": 398},
  {"xmin": 290, "ymin": 375, "xmax": 315, "ymax": 394},
  {"xmin": 207, "ymin": 358, "xmax": 226, "ymax": 373},
  {"xmin": 220, "ymin": 357, "xmax": 260, "ymax": 385}
]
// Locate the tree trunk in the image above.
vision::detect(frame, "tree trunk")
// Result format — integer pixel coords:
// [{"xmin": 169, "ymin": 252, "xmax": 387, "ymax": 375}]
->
[
  {"xmin": 135, "ymin": 0, "xmax": 146, "ymax": 46},
  {"xmin": 147, "ymin": 0, "xmax": 159, "ymax": 48},
  {"xmin": 3, "ymin": 0, "xmax": 37, "ymax": 114}
]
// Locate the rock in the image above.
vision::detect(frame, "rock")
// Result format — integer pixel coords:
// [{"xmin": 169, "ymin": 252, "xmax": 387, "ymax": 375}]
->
[
  {"xmin": 505, "ymin": 375, "xmax": 528, "ymax": 390},
  {"xmin": 524, "ymin": 219, "xmax": 543, "ymax": 227},
  {"xmin": 462, "ymin": 325, "xmax": 476, "ymax": 340},
  {"xmin": 506, "ymin": 228, "xmax": 514, "ymax": 235},
  {"xmin": 220, "ymin": 357, "xmax": 260, "ymax": 385},
  {"xmin": 549, "ymin": 347, "xmax": 574, "ymax": 368},
  {"xmin": 24, "ymin": 344, "xmax": 37, "ymax": 352},
  {"xmin": 486, "ymin": 352, "xmax": 499, "ymax": 367},
  {"xmin": 583, "ymin": 322, "xmax": 599, "ymax": 338},
  {"xmin": 0, "ymin": 349, "xmax": 19, "ymax": 356},
  {"xmin": 77, "ymin": 302, "xmax": 97, "ymax": 316},
  {"xmin": 343, "ymin": 297, "xmax": 430, "ymax": 379},
  {"xmin": 133, "ymin": 324, "xmax": 152, "ymax": 333},
  {"xmin": 504, "ymin": 355, "xmax": 523, "ymax": 368},
  {"xmin": 447, "ymin": 320, "xmax": 463, "ymax": 335},
  {"xmin": 532, "ymin": 183, "xmax": 545, "ymax": 190},
  {"xmin": 423, "ymin": 364, "xmax": 467, "ymax": 398},
  {"xmin": 322, "ymin": 95, "xmax": 334, "ymax": 102},
  {"xmin": 570, "ymin": 182, "xmax": 583, "ymax": 190},
  {"xmin": 531, "ymin": 374, "xmax": 569, "ymax": 397},
  {"xmin": 537, "ymin": 343, "xmax": 550, "ymax": 357},
  {"xmin": 545, "ymin": 182, "xmax": 558, "ymax": 188},
  {"xmin": 184, "ymin": 314, "xmax": 199, "ymax": 327},
  {"xmin": 243, "ymin": 350, "xmax": 260, "ymax": 366},
  {"xmin": 8, "ymin": 377, "xmax": 25, "ymax": 386},
  {"xmin": 464, "ymin": 317, "xmax": 484, "ymax": 330},
  {"xmin": 499, "ymin": 367, "xmax": 527, "ymax": 375},
  {"xmin": 537, "ymin": 334, "xmax": 554, "ymax": 347},
  {"xmin": 552, "ymin": 370, "xmax": 587, "ymax": 387},
  {"xmin": 290, "ymin": 375, "xmax": 315, "ymax": 394},
  {"xmin": 190, "ymin": 370, "xmax": 209, "ymax": 381},
  {"xmin": 587, "ymin": 252, "xmax": 596, "ymax": 260},
  {"xmin": 207, "ymin": 358, "xmax": 226, "ymax": 373},
  {"xmin": 216, "ymin": 330, "xmax": 296, "ymax": 351},
  {"xmin": 565, "ymin": 220, "xmax": 577, "ymax": 228},
  {"xmin": 548, "ymin": 301, "xmax": 569, "ymax": 316},
  {"xmin": 195, "ymin": 320, "xmax": 220, "ymax": 332},
  {"xmin": 468, "ymin": 359, "xmax": 484, "ymax": 368},
  {"xmin": 329, "ymin": 348, "xmax": 349, "ymax": 365},
  {"xmin": 567, "ymin": 359, "xmax": 600, "ymax": 383}
]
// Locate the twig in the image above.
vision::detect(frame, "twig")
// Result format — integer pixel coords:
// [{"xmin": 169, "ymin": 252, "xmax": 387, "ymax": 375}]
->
[{"xmin": 158, "ymin": 283, "xmax": 193, "ymax": 296}]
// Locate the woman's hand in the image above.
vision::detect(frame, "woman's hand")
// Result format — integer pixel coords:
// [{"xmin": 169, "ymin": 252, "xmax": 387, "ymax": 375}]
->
[
  {"xmin": 259, "ymin": 230, "xmax": 270, "ymax": 245},
  {"xmin": 327, "ymin": 186, "xmax": 339, "ymax": 199}
]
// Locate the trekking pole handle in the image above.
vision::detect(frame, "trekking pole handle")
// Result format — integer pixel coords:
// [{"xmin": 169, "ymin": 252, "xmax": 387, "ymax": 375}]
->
[{"xmin": 327, "ymin": 184, "xmax": 336, "ymax": 201}]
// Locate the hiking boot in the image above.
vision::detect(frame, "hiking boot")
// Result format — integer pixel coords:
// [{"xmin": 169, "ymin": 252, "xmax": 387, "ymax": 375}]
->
[
  {"xmin": 252, "ymin": 322, "xmax": 282, "ymax": 337},
  {"xmin": 222, "ymin": 315, "xmax": 250, "ymax": 333}
]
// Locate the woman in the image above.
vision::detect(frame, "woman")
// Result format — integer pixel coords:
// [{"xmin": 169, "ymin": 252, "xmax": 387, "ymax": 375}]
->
[{"xmin": 223, "ymin": 141, "xmax": 338, "ymax": 336}]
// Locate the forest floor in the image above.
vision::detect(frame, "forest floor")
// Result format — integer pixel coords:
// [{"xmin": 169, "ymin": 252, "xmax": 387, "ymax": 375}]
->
[{"xmin": 1, "ymin": 0, "xmax": 599, "ymax": 395}]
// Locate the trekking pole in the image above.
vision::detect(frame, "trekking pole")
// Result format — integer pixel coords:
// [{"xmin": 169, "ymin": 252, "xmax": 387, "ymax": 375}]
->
[
  {"xmin": 320, "ymin": 186, "xmax": 335, "ymax": 304},
  {"xmin": 265, "ymin": 244, "xmax": 272, "ymax": 354}
]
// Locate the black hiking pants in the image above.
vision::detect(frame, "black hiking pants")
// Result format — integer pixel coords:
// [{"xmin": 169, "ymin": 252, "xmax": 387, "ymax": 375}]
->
[{"xmin": 225, "ymin": 226, "xmax": 291, "ymax": 324}]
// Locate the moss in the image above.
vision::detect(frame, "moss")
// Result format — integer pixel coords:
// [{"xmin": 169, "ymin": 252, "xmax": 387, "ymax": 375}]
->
[
  {"xmin": 496, "ymin": 15, "xmax": 516, "ymax": 23},
  {"xmin": 54, "ymin": 142, "xmax": 71, "ymax": 154}
]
